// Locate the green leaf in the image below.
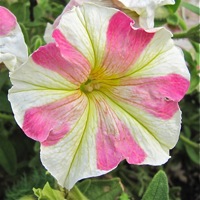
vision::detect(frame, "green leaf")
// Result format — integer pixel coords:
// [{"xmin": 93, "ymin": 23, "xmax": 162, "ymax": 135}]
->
[
  {"xmin": 0, "ymin": 91, "xmax": 12, "ymax": 113},
  {"xmin": 167, "ymin": 14, "xmax": 179, "ymax": 25},
  {"xmin": 187, "ymin": 24, "xmax": 200, "ymax": 43},
  {"xmin": 68, "ymin": 186, "xmax": 88, "ymax": 200},
  {"xmin": 5, "ymin": 168, "xmax": 55, "ymax": 200},
  {"xmin": 30, "ymin": 35, "xmax": 45, "ymax": 52},
  {"xmin": 19, "ymin": 195, "xmax": 36, "ymax": 200},
  {"xmin": 187, "ymin": 70, "xmax": 199, "ymax": 94},
  {"xmin": 0, "ymin": 70, "xmax": 9, "ymax": 90},
  {"xmin": 19, "ymin": 23, "xmax": 30, "ymax": 54},
  {"xmin": 0, "ymin": 136, "xmax": 17, "ymax": 175},
  {"xmin": 190, "ymin": 41, "xmax": 200, "ymax": 52},
  {"xmin": 196, "ymin": 52, "xmax": 200, "ymax": 65},
  {"xmin": 181, "ymin": 1, "xmax": 200, "ymax": 15},
  {"xmin": 119, "ymin": 192, "xmax": 130, "ymax": 200},
  {"xmin": 183, "ymin": 125, "xmax": 192, "ymax": 138},
  {"xmin": 182, "ymin": 49, "xmax": 196, "ymax": 68},
  {"xmin": 154, "ymin": 19, "xmax": 167, "ymax": 27},
  {"xmin": 77, "ymin": 179, "xmax": 91, "ymax": 194},
  {"xmin": 33, "ymin": 182, "xmax": 65, "ymax": 200},
  {"xmin": 142, "ymin": 170, "xmax": 169, "ymax": 200},
  {"xmin": 9, "ymin": 2, "xmax": 30, "ymax": 23},
  {"xmin": 165, "ymin": 0, "xmax": 182, "ymax": 13},
  {"xmin": 185, "ymin": 145, "xmax": 200, "ymax": 165},
  {"xmin": 34, "ymin": 37, "xmax": 44, "ymax": 51},
  {"xmin": 0, "ymin": 1, "xmax": 8, "ymax": 7},
  {"xmin": 78, "ymin": 178, "xmax": 124, "ymax": 200}
]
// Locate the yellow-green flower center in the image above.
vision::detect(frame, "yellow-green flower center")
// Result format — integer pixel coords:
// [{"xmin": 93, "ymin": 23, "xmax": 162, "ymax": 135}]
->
[{"xmin": 80, "ymin": 79, "xmax": 101, "ymax": 93}]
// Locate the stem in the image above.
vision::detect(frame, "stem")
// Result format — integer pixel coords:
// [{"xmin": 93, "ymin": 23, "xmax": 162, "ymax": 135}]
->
[
  {"xmin": 180, "ymin": 134, "xmax": 199, "ymax": 149},
  {"xmin": 0, "ymin": 113, "xmax": 14, "ymax": 121},
  {"xmin": 177, "ymin": 15, "xmax": 187, "ymax": 31},
  {"xmin": 173, "ymin": 31, "xmax": 188, "ymax": 39}
]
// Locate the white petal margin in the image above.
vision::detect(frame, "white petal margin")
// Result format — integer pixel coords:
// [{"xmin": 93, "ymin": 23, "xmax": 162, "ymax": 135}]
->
[
  {"xmin": 118, "ymin": 0, "xmax": 175, "ymax": 28},
  {"xmin": 40, "ymin": 97, "xmax": 111, "ymax": 190},
  {"xmin": 0, "ymin": 6, "xmax": 28, "ymax": 72},
  {"xmin": 43, "ymin": 22, "xmax": 54, "ymax": 43}
]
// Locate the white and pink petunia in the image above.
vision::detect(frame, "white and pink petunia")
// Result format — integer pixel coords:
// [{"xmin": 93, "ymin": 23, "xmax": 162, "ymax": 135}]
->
[
  {"xmin": 0, "ymin": 6, "xmax": 28, "ymax": 72},
  {"xmin": 8, "ymin": 4, "xmax": 189, "ymax": 189}
]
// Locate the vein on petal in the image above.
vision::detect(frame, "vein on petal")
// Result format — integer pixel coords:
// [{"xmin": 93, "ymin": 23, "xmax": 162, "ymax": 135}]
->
[{"xmin": 97, "ymin": 90, "xmax": 171, "ymax": 149}]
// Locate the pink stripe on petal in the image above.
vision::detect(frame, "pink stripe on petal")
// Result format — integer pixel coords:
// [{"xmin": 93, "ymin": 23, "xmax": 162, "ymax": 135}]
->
[
  {"xmin": 95, "ymin": 98, "xmax": 146, "ymax": 170},
  {"xmin": 22, "ymin": 92, "xmax": 87, "ymax": 145},
  {"xmin": 113, "ymin": 74, "xmax": 190, "ymax": 119},
  {"xmin": 53, "ymin": 29, "xmax": 91, "ymax": 79},
  {"xmin": 32, "ymin": 43, "xmax": 88, "ymax": 84},
  {"xmin": 96, "ymin": 130, "xmax": 122, "ymax": 170},
  {"xmin": 97, "ymin": 124, "xmax": 146, "ymax": 170},
  {"xmin": 96, "ymin": 11, "xmax": 154, "ymax": 77},
  {"xmin": 0, "ymin": 6, "xmax": 16, "ymax": 36}
]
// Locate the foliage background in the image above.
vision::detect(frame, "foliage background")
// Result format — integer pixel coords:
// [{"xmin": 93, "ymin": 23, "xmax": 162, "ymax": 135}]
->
[{"xmin": 0, "ymin": 0, "xmax": 199, "ymax": 199}]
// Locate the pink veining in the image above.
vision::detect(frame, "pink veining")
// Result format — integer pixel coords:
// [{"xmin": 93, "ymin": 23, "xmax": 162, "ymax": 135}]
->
[{"xmin": 0, "ymin": 6, "xmax": 16, "ymax": 36}]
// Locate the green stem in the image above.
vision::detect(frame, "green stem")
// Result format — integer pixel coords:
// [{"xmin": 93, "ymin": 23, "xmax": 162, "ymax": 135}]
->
[
  {"xmin": 173, "ymin": 31, "xmax": 188, "ymax": 39},
  {"xmin": 180, "ymin": 134, "xmax": 199, "ymax": 149},
  {"xmin": 177, "ymin": 15, "xmax": 187, "ymax": 31},
  {"xmin": 0, "ymin": 113, "xmax": 14, "ymax": 120}
]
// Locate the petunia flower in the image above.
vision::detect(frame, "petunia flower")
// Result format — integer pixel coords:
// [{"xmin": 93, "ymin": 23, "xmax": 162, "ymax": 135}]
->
[
  {"xmin": 44, "ymin": 0, "xmax": 174, "ymax": 42},
  {"xmin": 0, "ymin": 6, "xmax": 28, "ymax": 72},
  {"xmin": 9, "ymin": 4, "xmax": 190, "ymax": 189}
]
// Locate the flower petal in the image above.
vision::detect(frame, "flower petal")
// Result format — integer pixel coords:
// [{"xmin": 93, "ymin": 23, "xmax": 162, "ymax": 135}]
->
[
  {"xmin": 91, "ymin": 93, "xmax": 146, "ymax": 170},
  {"xmin": 22, "ymin": 92, "xmax": 87, "ymax": 144},
  {"xmin": 8, "ymin": 3, "xmax": 190, "ymax": 191},
  {"xmin": 0, "ymin": 6, "xmax": 28, "ymax": 71},
  {"xmin": 123, "ymin": 28, "xmax": 190, "ymax": 80},
  {"xmin": 0, "ymin": 6, "xmax": 16, "ymax": 35},
  {"xmin": 43, "ymin": 0, "xmax": 116, "ymax": 43},
  {"xmin": 91, "ymin": 11, "xmax": 155, "ymax": 79},
  {"xmin": 40, "ymin": 92, "xmax": 143, "ymax": 190},
  {"xmin": 100, "ymin": 73, "xmax": 189, "ymax": 150},
  {"xmin": 118, "ymin": 0, "xmax": 175, "ymax": 28},
  {"xmin": 8, "ymin": 43, "xmax": 79, "ymax": 127},
  {"xmin": 53, "ymin": 3, "xmax": 118, "ymax": 69},
  {"xmin": 40, "ymin": 96, "xmax": 106, "ymax": 190},
  {"xmin": 41, "ymin": 87, "xmax": 181, "ymax": 190},
  {"xmin": 97, "ymin": 27, "xmax": 190, "ymax": 150},
  {"xmin": 92, "ymin": 92, "xmax": 172, "ymax": 166},
  {"xmin": 32, "ymin": 43, "xmax": 90, "ymax": 84}
]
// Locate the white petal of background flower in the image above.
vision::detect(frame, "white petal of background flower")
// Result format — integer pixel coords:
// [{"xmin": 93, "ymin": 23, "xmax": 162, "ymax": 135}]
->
[
  {"xmin": 118, "ymin": 0, "xmax": 175, "ymax": 28},
  {"xmin": 0, "ymin": 6, "xmax": 28, "ymax": 71}
]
